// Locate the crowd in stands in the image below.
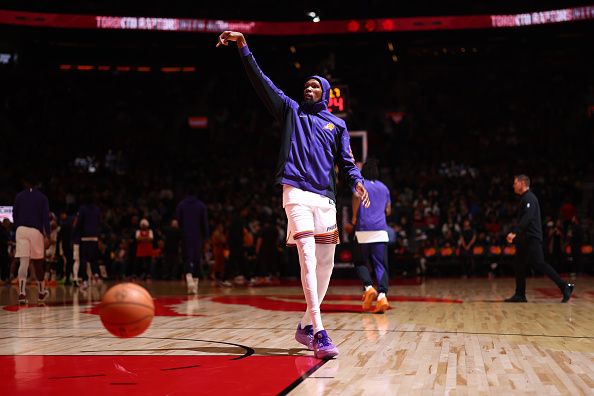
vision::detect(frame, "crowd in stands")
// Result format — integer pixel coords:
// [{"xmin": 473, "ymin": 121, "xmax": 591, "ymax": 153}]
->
[{"xmin": 1, "ymin": 28, "xmax": 593, "ymax": 283}]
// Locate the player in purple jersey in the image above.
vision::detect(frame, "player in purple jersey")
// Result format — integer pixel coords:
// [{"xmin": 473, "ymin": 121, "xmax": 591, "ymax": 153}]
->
[
  {"xmin": 217, "ymin": 31, "xmax": 369, "ymax": 359},
  {"xmin": 351, "ymin": 159, "xmax": 392, "ymax": 313},
  {"xmin": 13, "ymin": 177, "xmax": 51, "ymax": 304}
]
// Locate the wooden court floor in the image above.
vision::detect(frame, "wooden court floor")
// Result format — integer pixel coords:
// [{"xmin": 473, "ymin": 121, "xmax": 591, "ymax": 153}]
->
[{"xmin": 0, "ymin": 276, "xmax": 593, "ymax": 395}]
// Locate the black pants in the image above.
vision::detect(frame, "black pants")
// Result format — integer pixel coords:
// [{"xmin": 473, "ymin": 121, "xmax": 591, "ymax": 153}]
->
[
  {"xmin": 355, "ymin": 243, "xmax": 389, "ymax": 294},
  {"xmin": 79, "ymin": 241, "xmax": 99, "ymax": 281},
  {"xmin": 514, "ymin": 238, "xmax": 566, "ymax": 296},
  {"xmin": 61, "ymin": 249, "xmax": 73, "ymax": 281},
  {"xmin": 0, "ymin": 253, "xmax": 9, "ymax": 281}
]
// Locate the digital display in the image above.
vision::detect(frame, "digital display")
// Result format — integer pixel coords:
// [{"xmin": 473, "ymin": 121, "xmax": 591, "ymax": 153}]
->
[
  {"xmin": 0, "ymin": 206, "xmax": 13, "ymax": 223},
  {"xmin": 2, "ymin": 6, "xmax": 593, "ymax": 34},
  {"xmin": 328, "ymin": 85, "xmax": 348, "ymax": 117}
]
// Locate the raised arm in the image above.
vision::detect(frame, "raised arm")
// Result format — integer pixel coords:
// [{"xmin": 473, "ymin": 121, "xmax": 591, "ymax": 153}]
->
[{"xmin": 217, "ymin": 31, "xmax": 293, "ymax": 121}]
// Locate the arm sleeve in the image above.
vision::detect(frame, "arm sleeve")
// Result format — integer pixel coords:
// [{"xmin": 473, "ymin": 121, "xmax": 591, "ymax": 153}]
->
[
  {"xmin": 239, "ymin": 45, "xmax": 295, "ymax": 121},
  {"xmin": 337, "ymin": 127, "xmax": 363, "ymax": 190}
]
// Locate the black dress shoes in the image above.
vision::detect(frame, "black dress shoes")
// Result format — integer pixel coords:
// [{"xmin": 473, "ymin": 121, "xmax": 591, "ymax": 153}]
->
[
  {"xmin": 561, "ymin": 283, "xmax": 575, "ymax": 303},
  {"xmin": 504, "ymin": 294, "xmax": 528, "ymax": 303}
]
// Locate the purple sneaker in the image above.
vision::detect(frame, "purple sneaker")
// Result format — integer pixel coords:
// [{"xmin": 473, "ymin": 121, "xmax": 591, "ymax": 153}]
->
[
  {"xmin": 295, "ymin": 323, "xmax": 314, "ymax": 350},
  {"xmin": 313, "ymin": 330, "xmax": 339, "ymax": 359}
]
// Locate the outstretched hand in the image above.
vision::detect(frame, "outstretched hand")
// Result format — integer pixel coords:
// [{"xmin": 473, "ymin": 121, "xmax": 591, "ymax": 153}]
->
[
  {"xmin": 355, "ymin": 182, "xmax": 370, "ymax": 208},
  {"xmin": 216, "ymin": 31, "xmax": 247, "ymax": 48}
]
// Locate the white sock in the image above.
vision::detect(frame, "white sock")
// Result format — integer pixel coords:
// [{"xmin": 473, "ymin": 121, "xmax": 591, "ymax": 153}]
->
[
  {"xmin": 300, "ymin": 244, "xmax": 335, "ymax": 329},
  {"xmin": 365, "ymin": 285, "xmax": 373, "ymax": 292},
  {"xmin": 19, "ymin": 280, "xmax": 26, "ymax": 295},
  {"xmin": 315, "ymin": 244, "xmax": 335, "ymax": 302},
  {"xmin": 18, "ymin": 257, "xmax": 30, "ymax": 295},
  {"xmin": 72, "ymin": 259, "xmax": 80, "ymax": 281},
  {"xmin": 377, "ymin": 292, "xmax": 386, "ymax": 301},
  {"xmin": 296, "ymin": 236, "xmax": 324, "ymax": 334}
]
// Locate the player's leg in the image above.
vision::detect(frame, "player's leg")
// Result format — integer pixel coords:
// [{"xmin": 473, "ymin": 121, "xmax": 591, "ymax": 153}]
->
[
  {"xmin": 72, "ymin": 243, "xmax": 80, "ymax": 286},
  {"xmin": 370, "ymin": 242, "xmax": 389, "ymax": 313},
  {"xmin": 29, "ymin": 228, "xmax": 48, "ymax": 302},
  {"xmin": 32, "ymin": 259, "xmax": 49, "ymax": 303},
  {"xmin": 184, "ymin": 244, "xmax": 198, "ymax": 294},
  {"xmin": 310, "ymin": 205, "xmax": 340, "ymax": 358},
  {"xmin": 311, "ymin": 204, "xmax": 339, "ymax": 305},
  {"xmin": 286, "ymin": 204, "xmax": 320, "ymax": 347},
  {"xmin": 355, "ymin": 243, "xmax": 377, "ymax": 312},
  {"xmin": 15, "ymin": 227, "xmax": 31, "ymax": 303},
  {"xmin": 78, "ymin": 242, "xmax": 90, "ymax": 290}
]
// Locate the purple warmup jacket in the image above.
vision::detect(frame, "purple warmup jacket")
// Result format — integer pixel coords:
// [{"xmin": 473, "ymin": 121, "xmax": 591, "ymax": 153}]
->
[
  {"xmin": 355, "ymin": 180, "xmax": 390, "ymax": 232},
  {"xmin": 176, "ymin": 196, "xmax": 209, "ymax": 247},
  {"xmin": 76, "ymin": 204, "xmax": 101, "ymax": 238},
  {"xmin": 13, "ymin": 188, "xmax": 50, "ymax": 235},
  {"xmin": 239, "ymin": 45, "xmax": 363, "ymax": 202}
]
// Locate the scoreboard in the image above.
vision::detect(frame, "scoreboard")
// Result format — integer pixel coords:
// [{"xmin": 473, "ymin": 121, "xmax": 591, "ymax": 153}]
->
[{"xmin": 328, "ymin": 85, "xmax": 348, "ymax": 118}]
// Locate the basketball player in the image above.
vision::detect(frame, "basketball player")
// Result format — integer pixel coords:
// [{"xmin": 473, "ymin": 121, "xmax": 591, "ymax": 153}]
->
[
  {"xmin": 505, "ymin": 175, "xmax": 574, "ymax": 303},
  {"xmin": 217, "ymin": 31, "xmax": 370, "ymax": 359},
  {"xmin": 76, "ymin": 193, "xmax": 101, "ymax": 290},
  {"xmin": 351, "ymin": 159, "xmax": 391, "ymax": 313},
  {"xmin": 176, "ymin": 186, "xmax": 209, "ymax": 294},
  {"xmin": 71, "ymin": 212, "xmax": 81, "ymax": 287},
  {"xmin": 13, "ymin": 177, "xmax": 50, "ymax": 304}
]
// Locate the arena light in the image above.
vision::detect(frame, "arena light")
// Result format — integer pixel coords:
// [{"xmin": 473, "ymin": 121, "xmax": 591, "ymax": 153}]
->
[
  {"xmin": 0, "ymin": 53, "xmax": 12, "ymax": 64},
  {"xmin": 188, "ymin": 116, "xmax": 208, "ymax": 129},
  {"xmin": 307, "ymin": 11, "xmax": 320, "ymax": 23},
  {"xmin": 161, "ymin": 66, "xmax": 181, "ymax": 73}
]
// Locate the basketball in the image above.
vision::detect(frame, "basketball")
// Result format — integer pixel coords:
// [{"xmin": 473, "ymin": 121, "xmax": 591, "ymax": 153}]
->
[{"xmin": 99, "ymin": 283, "xmax": 155, "ymax": 338}]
